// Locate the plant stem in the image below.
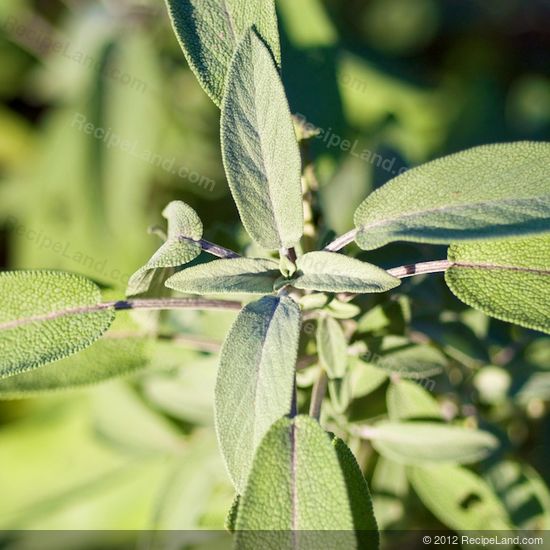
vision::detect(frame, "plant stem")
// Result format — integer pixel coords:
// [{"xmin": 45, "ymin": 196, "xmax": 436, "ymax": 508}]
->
[
  {"xmin": 180, "ymin": 237, "xmax": 240, "ymax": 259},
  {"xmin": 324, "ymin": 229, "xmax": 358, "ymax": 252},
  {"xmin": 309, "ymin": 369, "xmax": 329, "ymax": 421},
  {"xmin": 387, "ymin": 260, "xmax": 453, "ymax": 279}
]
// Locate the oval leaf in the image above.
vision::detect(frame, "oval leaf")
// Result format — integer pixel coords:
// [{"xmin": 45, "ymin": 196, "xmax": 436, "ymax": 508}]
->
[
  {"xmin": 446, "ymin": 235, "xmax": 550, "ymax": 334},
  {"xmin": 165, "ymin": 0, "xmax": 280, "ymax": 107},
  {"xmin": 221, "ymin": 30, "xmax": 303, "ymax": 250},
  {"xmin": 386, "ymin": 380, "xmax": 441, "ymax": 421},
  {"xmin": 215, "ymin": 295, "xmax": 301, "ymax": 493},
  {"xmin": 354, "ymin": 142, "xmax": 550, "ymax": 250},
  {"xmin": 0, "ymin": 271, "xmax": 114, "ymax": 378},
  {"xmin": 166, "ymin": 257, "xmax": 280, "ymax": 295},
  {"xmin": 317, "ymin": 316, "xmax": 348, "ymax": 379},
  {"xmin": 293, "ymin": 251, "xmax": 401, "ymax": 293}
]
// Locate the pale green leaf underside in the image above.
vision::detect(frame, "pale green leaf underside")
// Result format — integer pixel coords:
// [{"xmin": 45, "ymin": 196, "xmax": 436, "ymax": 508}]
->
[
  {"xmin": 376, "ymin": 342, "xmax": 448, "ymax": 379},
  {"xmin": 235, "ymin": 416, "xmax": 378, "ymax": 548},
  {"xmin": 164, "ymin": 0, "xmax": 280, "ymax": 107},
  {"xmin": 369, "ymin": 421, "xmax": 498, "ymax": 465},
  {"xmin": 127, "ymin": 201, "xmax": 203, "ymax": 296},
  {"xmin": 316, "ymin": 316, "xmax": 348, "ymax": 379},
  {"xmin": 409, "ymin": 464, "xmax": 512, "ymax": 530},
  {"xmin": 166, "ymin": 257, "xmax": 280, "ymax": 295},
  {"xmin": 387, "ymin": 380, "xmax": 442, "ymax": 421},
  {"xmin": 293, "ymin": 251, "xmax": 400, "ymax": 293},
  {"xmin": 354, "ymin": 142, "xmax": 550, "ymax": 250},
  {"xmin": 0, "ymin": 271, "xmax": 114, "ymax": 378},
  {"xmin": 221, "ymin": 30, "xmax": 303, "ymax": 250},
  {"xmin": 446, "ymin": 235, "xmax": 550, "ymax": 334},
  {"xmin": 215, "ymin": 295, "xmax": 301, "ymax": 493}
]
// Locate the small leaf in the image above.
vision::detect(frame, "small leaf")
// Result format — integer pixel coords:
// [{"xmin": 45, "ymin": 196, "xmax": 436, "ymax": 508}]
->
[
  {"xmin": 0, "ymin": 271, "xmax": 114, "ymax": 378},
  {"xmin": 386, "ymin": 380, "xmax": 441, "ymax": 421},
  {"xmin": 349, "ymin": 359, "xmax": 388, "ymax": 399},
  {"xmin": 446, "ymin": 235, "xmax": 550, "ymax": 334},
  {"xmin": 165, "ymin": 0, "xmax": 280, "ymax": 107},
  {"xmin": 221, "ymin": 30, "xmax": 303, "ymax": 250},
  {"xmin": 317, "ymin": 316, "xmax": 348, "ymax": 379},
  {"xmin": 127, "ymin": 201, "xmax": 203, "ymax": 296},
  {"xmin": 215, "ymin": 295, "xmax": 301, "ymax": 493},
  {"xmin": 409, "ymin": 464, "xmax": 512, "ymax": 530},
  {"xmin": 366, "ymin": 421, "xmax": 498, "ymax": 465},
  {"xmin": 326, "ymin": 298, "xmax": 361, "ymax": 320},
  {"xmin": 235, "ymin": 416, "xmax": 378, "ymax": 548},
  {"xmin": 166, "ymin": 257, "xmax": 280, "ymax": 295},
  {"xmin": 293, "ymin": 251, "xmax": 400, "ymax": 293},
  {"xmin": 354, "ymin": 142, "xmax": 550, "ymax": 250}
]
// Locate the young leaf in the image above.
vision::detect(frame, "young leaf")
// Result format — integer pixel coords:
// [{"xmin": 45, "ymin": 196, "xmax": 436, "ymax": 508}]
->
[
  {"xmin": 127, "ymin": 201, "xmax": 203, "ymax": 296},
  {"xmin": 408, "ymin": 464, "xmax": 513, "ymax": 530},
  {"xmin": 235, "ymin": 416, "xmax": 378, "ymax": 548},
  {"xmin": 354, "ymin": 142, "xmax": 550, "ymax": 250},
  {"xmin": 317, "ymin": 316, "xmax": 348, "ymax": 379},
  {"xmin": 386, "ymin": 380, "xmax": 441, "ymax": 421},
  {"xmin": 446, "ymin": 235, "xmax": 550, "ymax": 334},
  {"xmin": 221, "ymin": 30, "xmax": 303, "ymax": 250},
  {"xmin": 215, "ymin": 295, "xmax": 301, "ymax": 493},
  {"xmin": 0, "ymin": 271, "xmax": 114, "ymax": 378},
  {"xmin": 164, "ymin": 0, "xmax": 280, "ymax": 107},
  {"xmin": 293, "ymin": 251, "xmax": 400, "ymax": 293},
  {"xmin": 366, "ymin": 421, "xmax": 498, "ymax": 465},
  {"xmin": 166, "ymin": 257, "xmax": 280, "ymax": 295}
]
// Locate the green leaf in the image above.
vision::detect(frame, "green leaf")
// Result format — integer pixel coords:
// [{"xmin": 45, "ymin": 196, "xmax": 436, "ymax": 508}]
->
[
  {"xmin": 225, "ymin": 494, "xmax": 241, "ymax": 533},
  {"xmin": 221, "ymin": 30, "xmax": 303, "ymax": 250},
  {"xmin": 386, "ymin": 380, "xmax": 441, "ymax": 421},
  {"xmin": 127, "ymin": 201, "xmax": 203, "ymax": 296},
  {"xmin": 0, "ymin": 271, "xmax": 114, "ymax": 378},
  {"xmin": 235, "ymin": 416, "xmax": 378, "ymax": 548},
  {"xmin": 317, "ymin": 316, "xmax": 348, "ymax": 379},
  {"xmin": 293, "ymin": 251, "xmax": 400, "ymax": 293},
  {"xmin": 349, "ymin": 359, "xmax": 388, "ymax": 399},
  {"xmin": 354, "ymin": 142, "xmax": 550, "ymax": 250},
  {"xmin": 409, "ymin": 464, "xmax": 512, "ymax": 530},
  {"xmin": 446, "ymin": 235, "xmax": 550, "ymax": 334},
  {"xmin": 366, "ymin": 421, "xmax": 498, "ymax": 465},
  {"xmin": 215, "ymin": 295, "xmax": 301, "ymax": 493},
  {"xmin": 165, "ymin": 0, "xmax": 280, "ymax": 107},
  {"xmin": 166, "ymin": 257, "xmax": 280, "ymax": 295}
]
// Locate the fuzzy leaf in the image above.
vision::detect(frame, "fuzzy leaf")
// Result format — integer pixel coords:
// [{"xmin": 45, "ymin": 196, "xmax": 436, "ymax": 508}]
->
[
  {"xmin": 221, "ymin": 30, "xmax": 303, "ymax": 250},
  {"xmin": 367, "ymin": 421, "xmax": 498, "ymax": 465},
  {"xmin": 446, "ymin": 235, "xmax": 550, "ymax": 334},
  {"xmin": 235, "ymin": 416, "xmax": 379, "ymax": 548},
  {"xmin": 166, "ymin": 257, "xmax": 280, "ymax": 295},
  {"xmin": 0, "ymin": 271, "xmax": 114, "ymax": 378},
  {"xmin": 215, "ymin": 295, "xmax": 301, "ymax": 493},
  {"xmin": 386, "ymin": 380, "xmax": 441, "ymax": 421},
  {"xmin": 354, "ymin": 142, "xmax": 550, "ymax": 250},
  {"xmin": 127, "ymin": 201, "xmax": 203, "ymax": 296},
  {"xmin": 317, "ymin": 316, "xmax": 348, "ymax": 379},
  {"xmin": 409, "ymin": 464, "xmax": 512, "ymax": 530},
  {"xmin": 293, "ymin": 251, "xmax": 400, "ymax": 293},
  {"xmin": 165, "ymin": 0, "xmax": 280, "ymax": 107}
]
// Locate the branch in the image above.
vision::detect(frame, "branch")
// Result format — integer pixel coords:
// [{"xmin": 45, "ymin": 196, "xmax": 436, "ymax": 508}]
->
[
  {"xmin": 324, "ymin": 229, "xmax": 358, "ymax": 252},
  {"xmin": 387, "ymin": 260, "xmax": 453, "ymax": 279},
  {"xmin": 180, "ymin": 237, "xmax": 240, "ymax": 259}
]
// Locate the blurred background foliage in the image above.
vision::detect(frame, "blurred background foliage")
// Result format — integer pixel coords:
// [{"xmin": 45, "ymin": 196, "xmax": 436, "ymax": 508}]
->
[{"xmin": 0, "ymin": 0, "xmax": 549, "ymax": 547}]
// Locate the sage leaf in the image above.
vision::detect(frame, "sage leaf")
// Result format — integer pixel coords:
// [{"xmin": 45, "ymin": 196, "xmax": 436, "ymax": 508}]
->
[
  {"xmin": 215, "ymin": 295, "xmax": 301, "ymax": 493},
  {"xmin": 366, "ymin": 421, "xmax": 498, "ymax": 465},
  {"xmin": 127, "ymin": 201, "xmax": 203, "ymax": 296},
  {"xmin": 354, "ymin": 142, "xmax": 550, "ymax": 250},
  {"xmin": 317, "ymin": 316, "xmax": 348, "ymax": 379},
  {"xmin": 166, "ymin": 257, "xmax": 280, "ymax": 295},
  {"xmin": 293, "ymin": 251, "xmax": 400, "ymax": 293},
  {"xmin": 386, "ymin": 380, "xmax": 441, "ymax": 421},
  {"xmin": 165, "ymin": 0, "xmax": 280, "ymax": 107},
  {"xmin": 409, "ymin": 464, "xmax": 513, "ymax": 530},
  {"xmin": 235, "ymin": 416, "xmax": 378, "ymax": 548},
  {"xmin": 221, "ymin": 30, "xmax": 303, "ymax": 250},
  {"xmin": 0, "ymin": 271, "xmax": 114, "ymax": 378},
  {"xmin": 446, "ymin": 235, "xmax": 550, "ymax": 334}
]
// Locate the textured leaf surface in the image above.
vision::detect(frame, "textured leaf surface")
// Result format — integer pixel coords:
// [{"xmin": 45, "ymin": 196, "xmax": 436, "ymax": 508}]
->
[
  {"xmin": 368, "ymin": 421, "xmax": 498, "ymax": 465},
  {"xmin": 446, "ymin": 235, "xmax": 550, "ymax": 334},
  {"xmin": 165, "ymin": 0, "xmax": 280, "ymax": 106},
  {"xmin": 235, "ymin": 416, "xmax": 378, "ymax": 548},
  {"xmin": 354, "ymin": 142, "xmax": 550, "ymax": 250},
  {"xmin": 127, "ymin": 201, "xmax": 203, "ymax": 296},
  {"xmin": 0, "ymin": 271, "xmax": 114, "ymax": 378},
  {"xmin": 221, "ymin": 30, "xmax": 303, "ymax": 250},
  {"xmin": 386, "ymin": 380, "xmax": 441, "ymax": 421},
  {"xmin": 409, "ymin": 464, "xmax": 512, "ymax": 530},
  {"xmin": 293, "ymin": 251, "xmax": 400, "ymax": 293},
  {"xmin": 316, "ymin": 316, "xmax": 348, "ymax": 379},
  {"xmin": 215, "ymin": 295, "xmax": 301, "ymax": 493},
  {"xmin": 166, "ymin": 257, "xmax": 280, "ymax": 295}
]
